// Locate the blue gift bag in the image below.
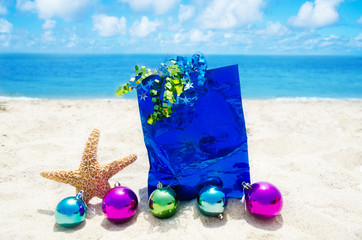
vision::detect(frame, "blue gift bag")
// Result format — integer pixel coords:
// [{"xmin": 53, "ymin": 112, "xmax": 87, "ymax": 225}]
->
[{"xmin": 135, "ymin": 63, "xmax": 250, "ymax": 200}]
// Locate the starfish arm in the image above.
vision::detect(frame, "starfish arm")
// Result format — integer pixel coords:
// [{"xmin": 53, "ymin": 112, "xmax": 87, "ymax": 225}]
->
[
  {"xmin": 95, "ymin": 183, "xmax": 111, "ymax": 200},
  {"xmin": 74, "ymin": 179, "xmax": 111, "ymax": 203},
  {"xmin": 80, "ymin": 129, "xmax": 100, "ymax": 173},
  {"xmin": 40, "ymin": 170, "xmax": 80, "ymax": 186},
  {"xmin": 102, "ymin": 153, "xmax": 137, "ymax": 179}
]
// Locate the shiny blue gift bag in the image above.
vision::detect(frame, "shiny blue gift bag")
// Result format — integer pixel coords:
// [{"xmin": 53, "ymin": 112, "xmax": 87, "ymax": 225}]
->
[{"xmin": 136, "ymin": 64, "xmax": 250, "ymax": 200}]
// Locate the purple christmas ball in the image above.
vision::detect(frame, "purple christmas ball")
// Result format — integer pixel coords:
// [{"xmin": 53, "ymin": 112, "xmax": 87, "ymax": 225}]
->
[
  {"xmin": 245, "ymin": 182, "xmax": 283, "ymax": 219},
  {"xmin": 102, "ymin": 186, "xmax": 138, "ymax": 223}
]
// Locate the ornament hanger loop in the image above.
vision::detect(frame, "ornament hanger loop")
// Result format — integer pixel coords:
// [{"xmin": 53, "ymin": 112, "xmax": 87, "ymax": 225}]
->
[
  {"xmin": 114, "ymin": 182, "xmax": 121, "ymax": 187},
  {"xmin": 76, "ymin": 190, "xmax": 84, "ymax": 200},
  {"xmin": 242, "ymin": 182, "xmax": 251, "ymax": 190},
  {"xmin": 157, "ymin": 176, "xmax": 178, "ymax": 190},
  {"xmin": 157, "ymin": 181, "xmax": 163, "ymax": 189}
]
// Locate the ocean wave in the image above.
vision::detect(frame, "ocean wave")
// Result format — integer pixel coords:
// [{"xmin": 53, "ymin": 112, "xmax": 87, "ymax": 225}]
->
[
  {"xmin": 272, "ymin": 97, "xmax": 362, "ymax": 102},
  {"xmin": 0, "ymin": 96, "xmax": 42, "ymax": 101},
  {"xmin": 1, "ymin": 95, "xmax": 360, "ymax": 102},
  {"xmin": 0, "ymin": 95, "xmax": 139, "ymax": 102}
]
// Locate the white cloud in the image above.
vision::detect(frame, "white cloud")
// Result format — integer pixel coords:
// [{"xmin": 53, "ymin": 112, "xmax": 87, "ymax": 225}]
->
[
  {"xmin": 257, "ymin": 22, "xmax": 290, "ymax": 36},
  {"xmin": 355, "ymin": 33, "xmax": 362, "ymax": 41},
  {"xmin": 288, "ymin": 0, "xmax": 343, "ymax": 28},
  {"xmin": 172, "ymin": 28, "xmax": 214, "ymax": 44},
  {"xmin": 323, "ymin": 34, "xmax": 339, "ymax": 40},
  {"xmin": 318, "ymin": 34, "xmax": 341, "ymax": 47},
  {"xmin": 224, "ymin": 33, "xmax": 234, "ymax": 39},
  {"xmin": 189, "ymin": 28, "xmax": 214, "ymax": 42},
  {"xmin": 67, "ymin": 33, "xmax": 78, "ymax": 47},
  {"xmin": 0, "ymin": 3, "xmax": 8, "ymax": 15},
  {"xmin": 16, "ymin": 0, "xmax": 93, "ymax": 21},
  {"xmin": 120, "ymin": 0, "xmax": 179, "ymax": 15},
  {"xmin": 0, "ymin": 18, "xmax": 12, "ymax": 33},
  {"xmin": 350, "ymin": 33, "xmax": 362, "ymax": 48},
  {"xmin": 92, "ymin": 14, "xmax": 126, "ymax": 37},
  {"xmin": 197, "ymin": 0, "xmax": 265, "ymax": 29},
  {"xmin": 0, "ymin": 34, "xmax": 11, "ymax": 47},
  {"xmin": 357, "ymin": 16, "xmax": 362, "ymax": 24},
  {"xmin": 178, "ymin": 4, "xmax": 195, "ymax": 22},
  {"xmin": 42, "ymin": 19, "xmax": 56, "ymax": 30},
  {"xmin": 42, "ymin": 30, "xmax": 55, "ymax": 42},
  {"xmin": 0, "ymin": 18, "xmax": 12, "ymax": 47},
  {"xmin": 173, "ymin": 30, "xmax": 185, "ymax": 43},
  {"xmin": 16, "ymin": 0, "xmax": 33, "ymax": 11},
  {"xmin": 129, "ymin": 16, "xmax": 161, "ymax": 38}
]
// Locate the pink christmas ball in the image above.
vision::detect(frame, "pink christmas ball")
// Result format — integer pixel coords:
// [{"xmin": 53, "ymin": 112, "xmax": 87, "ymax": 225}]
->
[
  {"xmin": 102, "ymin": 186, "xmax": 138, "ymax": 223},
  {"xmin": 245, "ymin": 182, "xmax": 283, "ymax": 219}
]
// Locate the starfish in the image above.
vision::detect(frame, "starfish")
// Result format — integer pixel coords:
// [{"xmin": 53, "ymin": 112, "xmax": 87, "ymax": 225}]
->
[
  {"xmin": 40, "ymin": 129, "xmax": 137, "ymax": 203},
  {"xmin": 184, "ymin": 82, "xmax": 194, "ymax": 91},
  {"xmin": 145, "ymin": 80, "xmax": 153, "ymax": 88},
  {"xmin": 140, "ymin": 92, "xmax": 148, "ymax": 101},
  {"xmin": 181, "ymin": 96, "xmax": 190, "ymax": 104}
]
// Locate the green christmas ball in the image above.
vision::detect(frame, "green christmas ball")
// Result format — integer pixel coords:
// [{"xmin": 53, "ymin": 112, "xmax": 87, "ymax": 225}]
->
[{"xmin": 149, "ymin": 184, "xmax": 178, "ymax": 218}]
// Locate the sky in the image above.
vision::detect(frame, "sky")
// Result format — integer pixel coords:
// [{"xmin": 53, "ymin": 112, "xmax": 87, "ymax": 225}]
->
[{"xmin": 0, "ymin": 0, "xmax": 361, "ymax": 55}]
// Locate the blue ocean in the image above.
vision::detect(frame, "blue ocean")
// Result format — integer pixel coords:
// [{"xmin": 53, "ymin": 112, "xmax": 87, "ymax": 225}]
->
[{"xmin": 0, "ymin": 54, "xmax": 361, "ymax": 99}]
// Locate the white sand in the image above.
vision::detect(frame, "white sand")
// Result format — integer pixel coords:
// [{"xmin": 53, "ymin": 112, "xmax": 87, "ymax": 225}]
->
[{"xmin": 0, "ymin": 99, "xmax": 361, "ymax": 240}]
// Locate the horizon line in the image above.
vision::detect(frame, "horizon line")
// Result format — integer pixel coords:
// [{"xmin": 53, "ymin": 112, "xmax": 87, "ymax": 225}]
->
[{"xmin": 0, "ymin": 52, "xmax": 361, "ymax": 57}]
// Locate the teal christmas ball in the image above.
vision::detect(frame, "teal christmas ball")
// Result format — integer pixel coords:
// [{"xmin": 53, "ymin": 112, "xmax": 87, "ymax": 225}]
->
[
  {"xmin": 55, "ymin": 191, "xmax": 87, "ymax": 228},
  {"xmin": 149, "ymin": 186, "xmax": 178, "ymax": 218},
  {"xmin": 197, "ymin": 185, "xmax": 227, "ymax": 217}
]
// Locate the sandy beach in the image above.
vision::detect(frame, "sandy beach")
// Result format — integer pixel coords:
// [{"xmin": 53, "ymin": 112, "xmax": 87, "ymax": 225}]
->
[{"xmin": 0, "ymin": 98, "xmax": 361, "ymax": 240}]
